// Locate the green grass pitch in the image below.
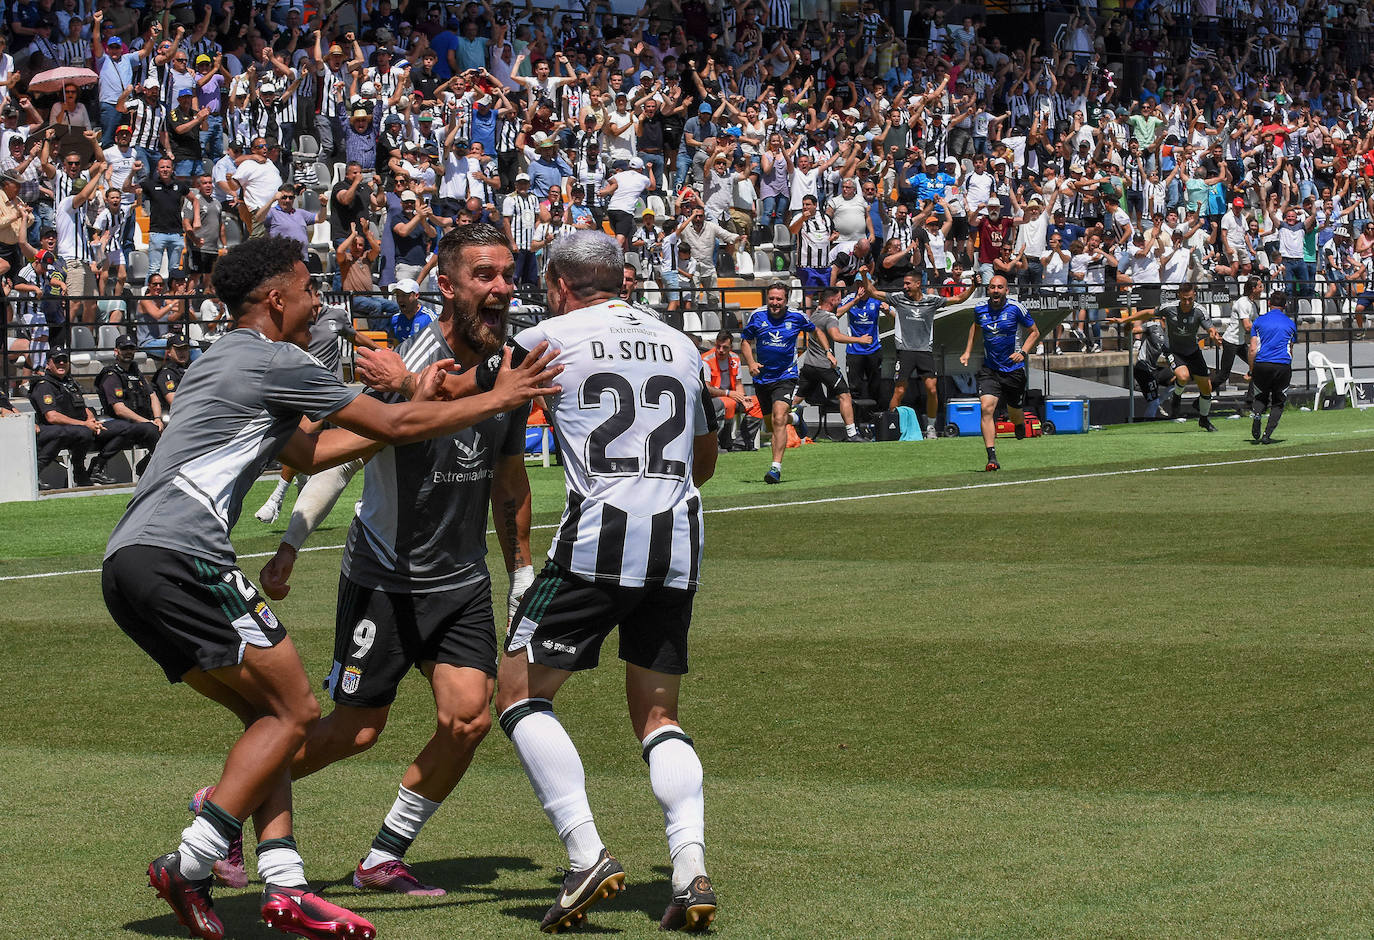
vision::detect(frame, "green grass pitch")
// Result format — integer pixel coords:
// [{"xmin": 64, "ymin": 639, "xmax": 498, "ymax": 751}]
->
[{"xmin": 2, "ymin": 408, "xmax": 1374, "ymax": 938}]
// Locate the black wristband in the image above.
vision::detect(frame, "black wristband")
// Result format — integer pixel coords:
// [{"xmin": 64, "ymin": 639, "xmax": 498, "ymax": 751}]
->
[{"xmin": 473, "ymin": 351, "xmax": 503, "ymax": 393}]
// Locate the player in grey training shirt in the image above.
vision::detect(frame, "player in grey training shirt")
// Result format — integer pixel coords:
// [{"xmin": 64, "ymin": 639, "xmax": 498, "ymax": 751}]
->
[
  {"xmin": 101, "ymin": 236, "xmax": 562, "ymax": 939},
  {"xmin": 865, "ymin": 271, "xmax": 976, "ymax": 438},
  {"xmin": 1112, "ymin": 281, "xmax": 1222, "ymax": 430},
  {"xmin": 261, "ymin": 225, "xmax": 540, "ymax": 896},
  {"xmin": 793, "ymin": 286, "xmax": 870, "ymax": 442}
]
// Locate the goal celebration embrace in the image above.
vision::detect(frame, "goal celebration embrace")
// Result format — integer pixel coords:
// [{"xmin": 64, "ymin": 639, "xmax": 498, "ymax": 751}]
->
[{"xmin": 4, "ymin": 0, "xmax": 1374, "ymax": 934}]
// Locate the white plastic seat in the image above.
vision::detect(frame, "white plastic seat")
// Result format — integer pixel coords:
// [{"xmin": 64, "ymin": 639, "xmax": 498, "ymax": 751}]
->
[{"xmin": 1308, "ymin": 350, "xmax": 1353, "ymax": 406}]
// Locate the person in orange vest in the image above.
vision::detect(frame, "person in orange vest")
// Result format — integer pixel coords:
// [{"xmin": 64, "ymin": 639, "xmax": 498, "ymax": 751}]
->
[{"xmin": 701, "ymin": 330, "xmax": 752, "ymax": 450}]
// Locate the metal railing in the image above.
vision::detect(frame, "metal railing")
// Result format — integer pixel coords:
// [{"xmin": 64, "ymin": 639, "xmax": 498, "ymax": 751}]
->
[{"xmin": 4, "ymin": 279, "xmax": 1367, "ymax": 418}]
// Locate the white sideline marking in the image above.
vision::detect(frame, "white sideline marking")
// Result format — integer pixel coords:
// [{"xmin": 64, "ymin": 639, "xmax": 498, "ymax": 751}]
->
[{"xmin": 3, "ymin": 446, "xmax": 1372, "ymax": 583}]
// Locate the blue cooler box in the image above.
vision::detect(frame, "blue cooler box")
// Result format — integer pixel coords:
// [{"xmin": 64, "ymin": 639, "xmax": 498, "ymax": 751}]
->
[
  {"xmin": 1044, "ymin": 399, "xmax": 1088, "ymax": 434},
  {"xmin": 944, "ymin": 399, "xmax": 983, "ymax": 437}
]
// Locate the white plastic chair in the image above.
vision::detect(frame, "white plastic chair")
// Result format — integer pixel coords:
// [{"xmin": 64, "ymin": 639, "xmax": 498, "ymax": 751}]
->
[{"xmin": 1308, "ymin": 350, "xmax": 1354, "ymax": 406}]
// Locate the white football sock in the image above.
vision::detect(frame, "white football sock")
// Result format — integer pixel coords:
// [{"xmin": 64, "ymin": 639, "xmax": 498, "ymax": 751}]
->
[
  {"xmin": 770, "ymin": 461, "xmax": 781, "ymax": 472},
  {"xmin": 844, "ymin": 423, "xmax": 857, "ymax": 436},
  {"xmin": 268, "ymin": 478, "xmax": 290, "ymax": 503},
  {"xmin": 362, "ymin": 785, "xmax": 441, "ymax": 868},
  {"xmin": 506, "ymin": 706, "xmax": 603, "ymax": 869},
  {"xmin": 1199, "ymin": 395, "xmax": 1212, "ymax": 416},
  {"xmin": 282, "ymin": 459, "xmax": 363, "ymax": 550},
  {"xmin": 672, "ymin": 843, "xmax": 707, "ymax": 893},
  {"xmin": 257, "ymin": 840, "xmax": 308, "ymax": 888},
  {"xmin": 643, "ymin": 725, "xmax": 706, "ymax": 891},
  {"xmin": 177, "ymin": 815, "xmax": 229, "ymax": 881}
]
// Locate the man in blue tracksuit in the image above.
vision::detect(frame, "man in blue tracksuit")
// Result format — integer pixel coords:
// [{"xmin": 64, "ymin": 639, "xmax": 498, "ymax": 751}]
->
[
  {"xmin": 1248, "ymin": 289, "xmax": 1298, "ymax": 444},
  {"xmin": 741, "ymin": 282, "xmax": 817, "ymax": 485},
  {"xmin": 959, "ymin": 274, "xmax": 1040, "ymax": 471}
]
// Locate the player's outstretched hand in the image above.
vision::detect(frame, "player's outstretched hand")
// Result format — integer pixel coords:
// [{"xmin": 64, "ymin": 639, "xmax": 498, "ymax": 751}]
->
[
  {"xmin": 492, "ymin": 341, "xmax": 563, "ymax": 408},
  {"xmin": 959, "ymin": 352, "xmax": 970, "ymax": 366},
  {"xmin": 412, "ymin": 358, "xmax": 457, "ymax": 401},
  {"xmin": 259, "ymin": 544, "xmax": 297, "ymax": 601},
  {"xmin": 355, "ymin": 346, "xmax": 409, "ymax": 394}
]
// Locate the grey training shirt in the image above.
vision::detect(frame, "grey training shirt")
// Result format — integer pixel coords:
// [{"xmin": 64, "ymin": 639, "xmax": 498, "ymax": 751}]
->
[
  {"xmin": 891, "ymin": 293, "xmax": 946, "ymax": 352},
  {"xmin": 106, "ymin": 329, "xmax": 362, "ymax": 565}
]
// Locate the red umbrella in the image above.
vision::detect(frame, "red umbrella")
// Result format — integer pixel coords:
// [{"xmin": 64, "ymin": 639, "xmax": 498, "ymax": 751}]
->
[{"xmin": 27, "ymin": 66, "xmax": 99, "ymax": 95}]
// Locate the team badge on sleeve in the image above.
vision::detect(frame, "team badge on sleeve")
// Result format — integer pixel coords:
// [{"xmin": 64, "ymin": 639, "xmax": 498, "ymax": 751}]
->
[{"xmin": 341, "ymin": 665, "xmax": 363, "ymax": 695}]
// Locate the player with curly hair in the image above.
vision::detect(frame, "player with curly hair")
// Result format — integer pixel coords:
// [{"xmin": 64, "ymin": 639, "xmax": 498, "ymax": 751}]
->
[{"xmin": 102, "ymin": 236, "xmax": 563, "ymax": 939}]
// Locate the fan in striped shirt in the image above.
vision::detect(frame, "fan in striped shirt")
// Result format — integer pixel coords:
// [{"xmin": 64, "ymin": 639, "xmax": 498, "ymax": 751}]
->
[{"xmin": 496, "ymin": 231, "xmax": 719, "ymax": 934}]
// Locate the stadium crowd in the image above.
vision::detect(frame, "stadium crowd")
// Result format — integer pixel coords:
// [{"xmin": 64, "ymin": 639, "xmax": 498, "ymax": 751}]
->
[{"xmin": 0, "ymin": 0, "xmax": 1365, "ymax": 483}]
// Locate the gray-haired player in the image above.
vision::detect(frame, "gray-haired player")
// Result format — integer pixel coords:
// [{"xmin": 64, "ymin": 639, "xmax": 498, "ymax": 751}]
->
[
  {"xmin": 495, "ymin": 232, "xmax": 721, "ymax": 933},
  {"xmin": 101, "ymin": 236, "xmax": 562, "ymax": 940}
]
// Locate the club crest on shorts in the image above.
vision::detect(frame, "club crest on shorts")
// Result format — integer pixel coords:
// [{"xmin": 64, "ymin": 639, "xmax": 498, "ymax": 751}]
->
[
  {"xmin": 341, "ymin": 665, "xmax": 362, "ymax": 695},
  {"xmin": 254, "ymin": 601, "xmax": 279, "ymax": 631}
]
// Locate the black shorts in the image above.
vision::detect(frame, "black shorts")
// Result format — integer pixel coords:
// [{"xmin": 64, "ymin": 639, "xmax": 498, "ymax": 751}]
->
[
  {"xmin": 191, "ymin": 250, "xmax": 218, "ymax": 274},
  {"xmin": 897, "ymin": 349, "xmax": 938, "ymax": 382},
  {"xmin": 976, "ymin": 365, "xmax": 1028, "ymax": 408},
  {"xmin": 1251, "ymin": 360, "xmax": 1292, "ymax": 404},
  {"xmin": 102, "ymin": 545, "xmax": 288, "ymax": 683},
  {"xmin": 608, "ymin": 209, "xmax": 636, "ymax": 240},
  {"xmin": 796, "ymin": 363, "xmax": 849, "ymax": 402},
  {"xmin": 1170, "ymin": 344, "xmax": 1210, "ymax": 380},
  {"xmin": 505, "ymin": 561, "xmax": 694, "ymax": 674},
  {"xmin": 326, "ymin": 574, "xmax": 498, "ymax": 707},
  {"xmin": 754, "ymin": 378, "xmax": 797, "ymax": 412}
]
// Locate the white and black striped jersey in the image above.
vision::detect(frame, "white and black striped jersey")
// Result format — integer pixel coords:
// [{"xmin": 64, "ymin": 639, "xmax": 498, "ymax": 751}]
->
[
  {"xmin": 497, "ymin": 115, "xmax": 521, "ymax": 153},
  {"xmin": 318, "ymin": 63, "xmax": 349, "ymax": 118},
  {"xmin": 126, "ymin": 96, "xmax": 164, "ymax": 150},
  {"xmin": 512, "ymin": 300, "xmax": 715, "ymax": 590},
  {"xmin": 888, "ymin": 215, "xmax": 914, "ymax": 248},
  {"xmin": 56, "ymin": 39, "xmax": 88, "ymax": 68},
  {"xmin": 793, "ymin": 210, "xmax": 833, "ymax": 268},
  {"xmin": 859, "ymin": 11, "xmax": 884, "ymax": 48},
  {"xmin": 247, "ymin": 95, "xmax": 294, "ymax": 143},
  {"xmin": 365, "ymin": 65, "xmax": 402, "ymax": 101},
  {"xmin": 766, "ymin": 0, "xmax": 792, "ymax": 30},
  {"xmin": 502, "ymin": 190, "xmax": 539, "ymax": 249},
  {"xmin": 187, "ymin": 36, "xmax": 223, "ymax": 61}
]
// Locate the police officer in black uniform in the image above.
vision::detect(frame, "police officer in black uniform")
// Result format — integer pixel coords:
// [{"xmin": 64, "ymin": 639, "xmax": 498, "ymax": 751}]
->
[
  {"xmin": 154, "ymin": 332, "xmax": 192, "ymax": 411},
  {"xmin": 27, "ymin": 349, "xmax": 121, "ymax": 486},
  {"xmin": 95, "ymin": 334, "xmax": 163, "ymax": 474}
]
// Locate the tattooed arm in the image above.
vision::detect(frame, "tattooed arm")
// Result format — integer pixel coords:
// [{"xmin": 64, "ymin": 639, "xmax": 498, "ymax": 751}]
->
[{"xmin": 491, "ymin": 452, "xmax": 535, "ymax": 623}]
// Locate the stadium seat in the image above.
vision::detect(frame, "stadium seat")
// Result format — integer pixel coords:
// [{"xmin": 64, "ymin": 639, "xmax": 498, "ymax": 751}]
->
[
  {"xmin": 772, "ymin": 223, "xmax": 794, "ymax": 250},
  {"xmin": 70, "ymin": 325, "xmax": 95, "ymax": 352},
  {"xmin": 95, "ymin": 325, "xmax": 124, "ymax": 362},
  {"xmin": 314, "ymin": 162, "xmax": 332, "ymax": 192},
  {"xmin": 127, "ymin": 250, "xmax": 149, "ymax": 284},
  {"xmin": 301, "ymin": 190, "xmax": 321, "ymax": 214},
  {"xmin": 1309, "ymin": 350, "xmax": 1354, "ymax": 407},
  {"xmin": 332, "ymin": 162, "xmax": 347, "ymax": 185},
  {"xmin": 297, "ymin": 135, "xmax": 320, "ymax": 159}
]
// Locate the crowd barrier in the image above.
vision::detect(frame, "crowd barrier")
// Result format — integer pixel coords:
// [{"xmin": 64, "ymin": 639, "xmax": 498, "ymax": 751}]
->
[{"xmin": 3, "ymin": 279, "xmax": 1368, "ymax": 418}]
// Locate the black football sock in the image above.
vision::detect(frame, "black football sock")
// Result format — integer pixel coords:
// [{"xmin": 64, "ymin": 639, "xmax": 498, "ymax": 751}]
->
[
  {"xmin": 987, "ymin": 446, "xmax": 997, "ymax": 462},
  {"xmin": 1265, "ymin": 406, "xmax": 1283, "ymax": 437},
  {"xmin": 1014, "ymin": 422, "xmax": 1026, "ymax": 440}
]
